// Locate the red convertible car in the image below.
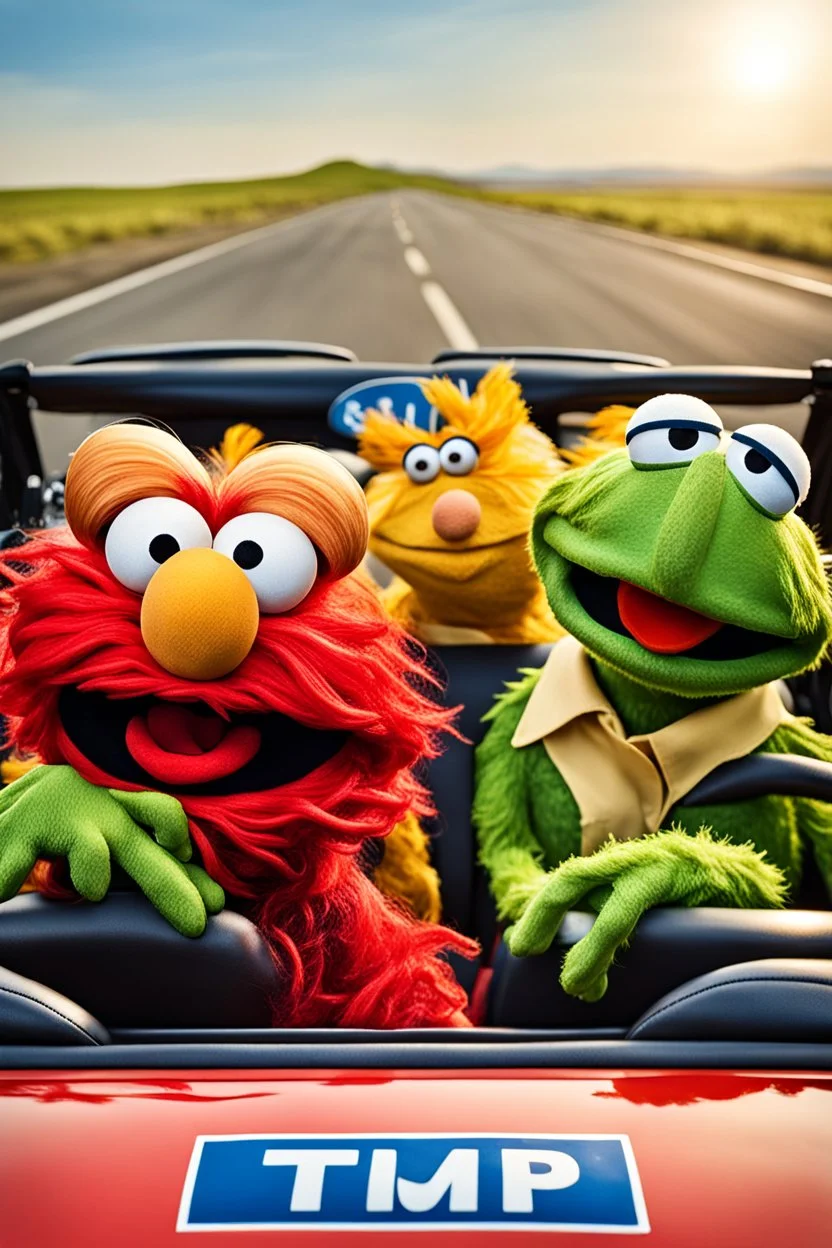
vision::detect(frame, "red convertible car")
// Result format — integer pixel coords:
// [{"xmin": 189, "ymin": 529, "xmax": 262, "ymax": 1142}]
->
[{"xmin": 0, "ymin": 343, "xmax": 831, "ymax": 1246}]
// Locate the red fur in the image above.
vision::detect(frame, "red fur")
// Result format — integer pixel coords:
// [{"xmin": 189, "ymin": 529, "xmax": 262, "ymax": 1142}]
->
[{"xmin": 0, "ymin": 532, "xmax": 476, "ymax": 1027}]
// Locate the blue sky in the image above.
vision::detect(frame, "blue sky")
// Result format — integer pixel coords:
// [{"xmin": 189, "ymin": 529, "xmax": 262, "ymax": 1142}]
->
[{"xmin": 2, "ymin": 0, "xmax": 829, "ymax": 186}]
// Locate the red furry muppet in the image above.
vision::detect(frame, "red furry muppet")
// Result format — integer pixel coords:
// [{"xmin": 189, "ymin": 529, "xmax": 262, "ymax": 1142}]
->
[{"xmin": 0, "ymin": 424, "xmax": 474, "ymax": 1027}]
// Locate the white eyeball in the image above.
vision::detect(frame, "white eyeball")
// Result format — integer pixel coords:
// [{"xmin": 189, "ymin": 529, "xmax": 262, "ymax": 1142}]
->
[
  {"xmin": 403, "ymin": 443, "xmax": 440, "ymax": 484},
  {"xmin": 726, "ymin": 424, "xmax": 810, "ymax": 518},
  {"xmin": 212, "ymin": 512, "xmax": 318, "ymax": 614},
  {"xmin": 105, "ymin": 497, "xmax": 212, "ymax": 593},
  {"xmin": 626, "ymin": 395, "xmax": 723, "ymax": 468},
  {"xmin": 439, "ymin": 436, "xmax": 479, "ymax": 477}
]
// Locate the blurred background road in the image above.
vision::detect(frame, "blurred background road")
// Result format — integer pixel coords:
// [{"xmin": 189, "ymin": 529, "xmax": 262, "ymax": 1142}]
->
[
  {"xmin": 4, "ymin": 191, "xmax": 831, "ymax": 369},
  {"xmin": 3, "ymin": 190, "xmax": 830, "ymax": 470}
]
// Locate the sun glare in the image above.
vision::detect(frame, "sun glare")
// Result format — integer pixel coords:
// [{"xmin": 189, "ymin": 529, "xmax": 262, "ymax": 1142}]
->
[{"xmin": 734, "ymin": 41, "xmax": 794, "ymax": 94}]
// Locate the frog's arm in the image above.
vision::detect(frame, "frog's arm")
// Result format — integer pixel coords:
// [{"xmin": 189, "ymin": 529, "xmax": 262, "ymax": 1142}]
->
[
  {"xmin": 510, "ymin": 825, "xmax": 788, "ymax": 1001},
  {"xmin": 473, "ymin": 672, "xmax": 551, "ymax": 922}
]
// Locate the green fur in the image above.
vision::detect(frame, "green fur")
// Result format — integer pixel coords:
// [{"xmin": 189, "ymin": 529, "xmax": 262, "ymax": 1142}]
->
[
  {"xmin": 475, "ymin": 436, "xmax": 832, "ymax": 1001},
  {"xmin": 0, "ymin": 764, "xmax": 224, "ymax": 936},
  {"xmin": 531, "ymin": 449, "xmax": 831, "ymax": 696}
]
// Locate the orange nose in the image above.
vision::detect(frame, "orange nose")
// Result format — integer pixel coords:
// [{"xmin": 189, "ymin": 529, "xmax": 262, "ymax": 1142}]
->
[
  {"xmin": 431, "ymin": 489, "xmax": 482, "ymax": 542},
  {"xmin": 141, "ymin": 547, "xmax": 259, "ymax": 680}
]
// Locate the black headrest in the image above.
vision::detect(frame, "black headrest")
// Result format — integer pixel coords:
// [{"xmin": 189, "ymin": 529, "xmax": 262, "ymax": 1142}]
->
[
  {"xmin": 487, "ymin": 907, "xmax": 832, "ymax": 1028},
  {"xmin": 425, "ymin": 644, "xmax": 552, "ymax": 942},
  {"xmin": 0, "ymin": 964, "xmax": 109, "ymax": 1045},
  {"xmin": 0, "ymin": 892, "xmax": 280, "ymax": 1028},
  {"xmin": 628, "ymin": 958, "xmax": 832, "ymax": 1042}
]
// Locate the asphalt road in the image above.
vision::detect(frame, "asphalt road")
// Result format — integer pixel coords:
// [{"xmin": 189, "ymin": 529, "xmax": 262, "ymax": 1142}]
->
[{"xmin": 2, "ymin": 190, "xmax": 831, "ymax": 470}]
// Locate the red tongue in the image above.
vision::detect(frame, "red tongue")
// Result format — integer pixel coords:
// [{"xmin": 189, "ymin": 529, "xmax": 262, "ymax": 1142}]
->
[
  {"xmin": 145, "ymin": 704, "xmax": 225, "ymax": 755},
  {"xmin": 617, "ymin": 581, "xmax": 723, "ymax": 654},
  {"xmin": 125, "ymin": 704, "xmax": 261, "ymax": 784}
]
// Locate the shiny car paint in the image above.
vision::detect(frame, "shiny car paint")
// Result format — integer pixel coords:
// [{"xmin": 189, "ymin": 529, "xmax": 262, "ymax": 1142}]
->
[{"xmin": 2, "ymin": 1066, "xmax": 829, "ymax": 1246}]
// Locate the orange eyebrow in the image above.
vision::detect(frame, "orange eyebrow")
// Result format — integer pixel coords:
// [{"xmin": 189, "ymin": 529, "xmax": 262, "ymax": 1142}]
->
[
  {"xmin": 64, "ymin": 423, "xmax": 213, "ymax": 547},
  {"xmin": 217, "ymin": 442, "xmax": 369, "ymax": 581}
]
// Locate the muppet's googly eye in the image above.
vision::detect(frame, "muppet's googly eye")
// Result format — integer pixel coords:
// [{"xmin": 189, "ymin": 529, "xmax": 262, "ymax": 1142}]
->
[
  {"xmin": 213, "ymin": 512, "xmax": 318, "ymax": 614},
  {"xmin": 403, "ymin": 443, "xmax": 440, "ymax": 484},
  {"xmin": 439, "ymin": 436, "xmax": 479, "ymax": 477},
  {"xmin": 626, "ymin": 394, "xmax": 723, "ymax": 468},
  {"xmin": 105, "ymin": 497, "xmax": 212, "ymax": 593},
  {"xmin": 726, "ymin": 424, "xmax": 810, "ymax": 517}
]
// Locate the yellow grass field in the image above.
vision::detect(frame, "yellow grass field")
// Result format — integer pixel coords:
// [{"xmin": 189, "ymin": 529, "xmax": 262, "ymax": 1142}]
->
[{"xmin": 485, "ymin": 187, "xmax": 832, "ymax": 267}]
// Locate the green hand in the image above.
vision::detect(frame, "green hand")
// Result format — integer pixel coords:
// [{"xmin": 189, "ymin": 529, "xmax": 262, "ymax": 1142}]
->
[
  {"xmin": 505, "ymin": 828, "xmax": 787, "ymax": 1002},
  {"xmin": 0, "ymin": 764, "xmax": 224, "ymax": 937}
]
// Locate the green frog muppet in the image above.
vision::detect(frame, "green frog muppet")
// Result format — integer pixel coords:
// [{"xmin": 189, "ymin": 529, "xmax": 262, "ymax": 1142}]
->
[{"xmin": 475, "ymin": 394, "xmax": 832, "ymax": 1002}]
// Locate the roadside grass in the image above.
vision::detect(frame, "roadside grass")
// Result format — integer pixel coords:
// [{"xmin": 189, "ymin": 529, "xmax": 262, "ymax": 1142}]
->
[
  {"xmin": 0, "ymin": 161, "xmax": 465, "ymax": 263},
  {"xmin": 483, "ymin": 187, "xmax": 832, "ymax": 267},
  {"xmin": 2, "ymin": 163, "xmax": 830, "ymax": 269}
]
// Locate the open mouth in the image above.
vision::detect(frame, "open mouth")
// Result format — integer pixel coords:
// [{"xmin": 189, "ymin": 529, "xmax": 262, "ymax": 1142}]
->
[
  {"xmin": 58, "ymin": 686, "xmax": 349, "ymax": 797},
  {"xmin": 570, "ymin": 563, "xmax": 780, "ymax": 661}
]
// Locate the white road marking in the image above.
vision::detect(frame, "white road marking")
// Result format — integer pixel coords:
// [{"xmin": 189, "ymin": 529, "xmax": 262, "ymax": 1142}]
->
[
  {"xmin": 393, "ymin": 217, "xmax": 414, "ymax": 245},
  {"xmin": 390, "ymin": 198, "xmax": 478, "ymax": 350},
  {"xmin": 403, "ymin": 246, "xmax": 431, "ymax": 277},
  {"xmin": 0, "ymin": 201, "xmax": 347, "ymax": 344},
  {"xmin": 547, "ymin": 214, "xmax": 832, "ymax": 300},
  {"xmin": 420, "ymin": 280, "xmax": 478, "ymax": 351}
]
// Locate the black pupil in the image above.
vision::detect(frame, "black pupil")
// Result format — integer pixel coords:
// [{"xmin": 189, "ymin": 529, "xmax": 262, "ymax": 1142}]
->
[
  {"xmin": 415, "ymin": 459, "xmax": 428, "ymax": 473},
  {"xmin": 149, "ymin": 533, "xmax": 180, "ymax": 564},
  {"xmin": 668, "ymin": 427, "xmax": 699, "ymax": 451},
  {"xmin": 745, "ymin": 448, "xmax": 770, "ymax": 475},
  {"xmin": 234, "ymin": 540, "xmax": 263, "ymax": 570},
  {"xmin": 448, "ymin": 452, "xmax": 461, "ymax": 464}
]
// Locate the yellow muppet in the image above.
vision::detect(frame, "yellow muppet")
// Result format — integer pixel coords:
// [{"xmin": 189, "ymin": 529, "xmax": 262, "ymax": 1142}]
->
[
  {"xmin": 356, "ymin": 377, "xmax": 630, "ymax": 916},
  {"xmin": 359, "ymin": 364, "xmax": 565, "ymax": 645}
]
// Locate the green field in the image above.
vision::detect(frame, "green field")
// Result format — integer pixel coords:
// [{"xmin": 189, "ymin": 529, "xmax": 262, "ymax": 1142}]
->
[
  {"xmin": 1, "ymin": 163, "xmax": 830, "ymax": 268},
  {"xmin": 484, "ymin": 187, "xmax": 832, "ymax": 267},
  {"xmin": 0, "ymin": 161, "xmax": 464, "ymax": 263}
]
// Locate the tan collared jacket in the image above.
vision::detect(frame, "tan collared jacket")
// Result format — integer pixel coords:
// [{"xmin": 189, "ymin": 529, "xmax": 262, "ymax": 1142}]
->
[{"xmin": 511, "ymin": 636, "xmax": 792, "ymax": 855}]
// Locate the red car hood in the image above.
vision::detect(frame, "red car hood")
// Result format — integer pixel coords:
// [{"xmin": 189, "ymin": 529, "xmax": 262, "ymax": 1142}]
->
[{"xmin": 2, "ymin": 1067, "xmax": 829, "ymax": 1246}]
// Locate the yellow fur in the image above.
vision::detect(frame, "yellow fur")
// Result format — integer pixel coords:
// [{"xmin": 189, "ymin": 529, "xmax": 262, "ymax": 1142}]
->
[
  {"xmin": 374, "ymin": 811, "xmax": 443, "ymax": 923},
  {"xmin": 0, "ymin": 755, "xmax": 38, "ymax": 785},
  {"xmin": 561, "ymin": 405, "xmax": 633, "ymax": 468},
  {"xmin": 359, "ymin": 364, "xmax": 565, "ymax": 643},
  {"xmin": 208, "ymin": 423, "xmax": 266, "ymax": 472}
]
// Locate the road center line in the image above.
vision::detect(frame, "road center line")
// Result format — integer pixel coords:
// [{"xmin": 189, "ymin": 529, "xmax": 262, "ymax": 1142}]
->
[
  {"xmin": 390, "ymin": 196, "xmax": 478, "ymax": 351},
  {"xmin": 393, "ymin": 217, "xmax": 414, "ymax": 245},
  {"xmin": 420, "ymin": 281, "xmax": 478, "ymax": 351},
  {"xmin": 403, "ymin": 246, "xmax": 431, "ymax": 277}
]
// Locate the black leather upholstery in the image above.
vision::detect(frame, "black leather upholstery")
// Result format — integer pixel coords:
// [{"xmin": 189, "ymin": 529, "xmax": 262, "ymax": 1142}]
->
[
  {"xmin": 0, "ymin": 964, "xmax": 109, "ymax": 1045},
  {"xmin": 487, "ymin": 907, "xmax": 832, "ymax": 1028},
  {"xmin": 425, "ymin": 644, "xmax": 552, "ymax": 946},
  {"xmin": 0, "ymin": 892, "xmax": 280, "ymax": 1028},
  {"xmin": 682, "ymin": 752, "xmax": 832, "ymax": 807},
  {"xmin": 628, "ymin": 958, "xmax": 832, "ymax": 1042}
]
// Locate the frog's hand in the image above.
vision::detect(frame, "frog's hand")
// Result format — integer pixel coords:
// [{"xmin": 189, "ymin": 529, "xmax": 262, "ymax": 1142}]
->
[
  {"xmin": 0, "ymin": 765, "xmax": 223, "ymax": 938},
  {"xmin": 506, "ymin": 827, "xmax": 787, "ymax": 1002}
]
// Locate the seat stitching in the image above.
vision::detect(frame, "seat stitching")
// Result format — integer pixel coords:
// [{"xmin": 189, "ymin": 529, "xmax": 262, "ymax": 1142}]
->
[
  {"xmin": 0, "ymin": 984, "xmax": 102, "ymax": 1044},
  {"xmin": 630, "ymin": 975, "xmax": 832, "ymax": 1039}
]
